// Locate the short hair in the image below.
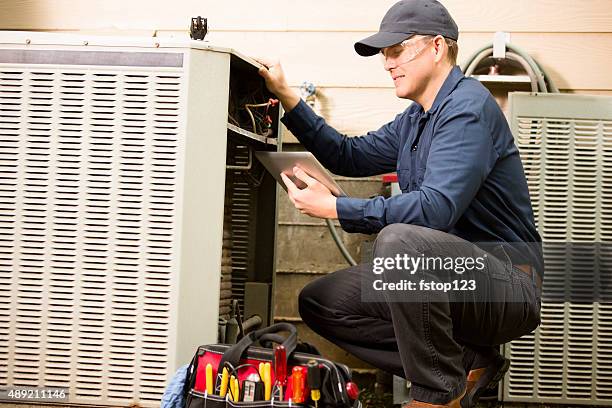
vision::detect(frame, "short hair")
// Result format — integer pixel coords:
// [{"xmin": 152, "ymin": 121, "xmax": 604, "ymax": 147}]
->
[
  {"xmin": 419, "ymin": 34, "xmax": 458, "ymax": 65},
  {"xmin": 445, "ymin": 38, "xmax": 459, "ymax": 65}
]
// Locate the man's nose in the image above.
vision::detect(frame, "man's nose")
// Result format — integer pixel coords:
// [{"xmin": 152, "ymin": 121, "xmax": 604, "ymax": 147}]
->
[{"xmin": 384, "ymin": 59, "xmax": 395, "ymax": 72}]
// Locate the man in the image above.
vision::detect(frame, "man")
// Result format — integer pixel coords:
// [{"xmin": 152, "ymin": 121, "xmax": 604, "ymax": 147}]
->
[{"xmin": 257, "ymin": 1, "xmax": 543, "ymax": 407}]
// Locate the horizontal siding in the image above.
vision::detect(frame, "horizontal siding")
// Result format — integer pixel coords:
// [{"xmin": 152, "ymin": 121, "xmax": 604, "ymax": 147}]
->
[
  {"xmin": 161, "ymin": 31, "xmax": 612, "ymax": 91},
  {"xmin": 1, "ymin": 0, "xmax": 612, "ymax": 32},
  {"xmin": 280, "ymin": 87, "xmax": 612, "ymax": 143}
]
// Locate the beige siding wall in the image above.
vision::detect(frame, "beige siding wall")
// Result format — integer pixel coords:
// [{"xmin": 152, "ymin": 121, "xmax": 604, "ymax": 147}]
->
[
  {"xmin": 2, "ymin": 0, "xmax": 611, "ymax": 369},
  {"xmin": 2, "ymin": 1, "xmax": 611, "ymax": 135}
]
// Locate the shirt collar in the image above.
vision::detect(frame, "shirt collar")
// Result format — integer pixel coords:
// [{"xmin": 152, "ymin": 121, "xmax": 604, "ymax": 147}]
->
[{"xmin": 409, "ymin": 65, "xmax": 465, "ymax": 120}]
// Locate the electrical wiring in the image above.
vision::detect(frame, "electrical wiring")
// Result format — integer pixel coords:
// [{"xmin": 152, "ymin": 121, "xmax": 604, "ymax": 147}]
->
[
  {"xmin": 244, "ymin": 99, "xmax": 279, "ymax": 136},
  {"xmin": 229, "ymin": 77, "xmax": 279, "ymax": 137},
  {"xmin": 228, "ymin": 113, "xmax": 240, "ymax": 126},
  {"xmin": 245, "ymin": 104, "xmax": 258, "ymax": 134}
]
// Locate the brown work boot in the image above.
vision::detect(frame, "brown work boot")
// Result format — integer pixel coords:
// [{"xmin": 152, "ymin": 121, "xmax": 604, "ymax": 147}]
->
[
  {"xmin": 464, "ymin": 355, "xmax": 510, "ymax": 407},
  {"xmin": 402, "ymin": 387, "xmax": 466, "ymax": 408}
]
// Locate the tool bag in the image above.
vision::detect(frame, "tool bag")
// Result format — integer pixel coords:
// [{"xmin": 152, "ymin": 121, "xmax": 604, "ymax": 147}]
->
[{"xmin": 183, "ymin": 323, "xmax": 361, "ymax": 408}]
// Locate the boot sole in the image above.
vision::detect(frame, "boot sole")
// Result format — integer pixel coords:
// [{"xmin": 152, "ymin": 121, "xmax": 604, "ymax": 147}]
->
[{"xmin": 463, "ymin": 357, "xmax": 510, "ymax": 407}]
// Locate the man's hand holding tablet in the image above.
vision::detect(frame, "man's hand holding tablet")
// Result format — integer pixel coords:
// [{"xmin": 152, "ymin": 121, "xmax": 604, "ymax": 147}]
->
[{"xmin": 280, "ymin": 166, "xmax": 338, "ymax": 219}]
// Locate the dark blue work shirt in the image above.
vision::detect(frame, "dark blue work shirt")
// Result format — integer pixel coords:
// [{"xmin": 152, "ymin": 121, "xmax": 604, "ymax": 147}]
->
[{"xmin": 281, "ymin": 66, "xmax": 543, "ymax": 274}]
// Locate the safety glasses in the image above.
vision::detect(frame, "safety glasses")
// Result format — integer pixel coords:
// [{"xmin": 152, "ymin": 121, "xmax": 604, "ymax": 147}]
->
[{"xmin": 379, "ymin": 36, "xmax": 434, "ymax": 69}]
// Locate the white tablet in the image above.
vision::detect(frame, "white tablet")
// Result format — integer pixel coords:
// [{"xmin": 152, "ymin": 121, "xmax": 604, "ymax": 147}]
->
[{"xmin": 255, "ymin": 151, "xmax": 348, "ymax": 197}]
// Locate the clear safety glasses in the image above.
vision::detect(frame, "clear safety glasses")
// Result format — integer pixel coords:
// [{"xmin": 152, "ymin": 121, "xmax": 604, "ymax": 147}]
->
[{"xmin": 379, "ymin": 36, "xmax": 434, "ymax": 69}]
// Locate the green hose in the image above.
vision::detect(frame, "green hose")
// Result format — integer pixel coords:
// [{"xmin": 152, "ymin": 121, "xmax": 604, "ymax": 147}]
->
[{"xmin": 326, "ymin": 218, "xmax": 357, "ymax": 266}]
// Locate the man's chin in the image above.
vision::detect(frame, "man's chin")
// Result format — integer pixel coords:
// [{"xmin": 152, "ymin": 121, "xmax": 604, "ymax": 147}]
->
[{"xmin": 394, "ymin": 88, "xmax": 412, "ymax": 99}]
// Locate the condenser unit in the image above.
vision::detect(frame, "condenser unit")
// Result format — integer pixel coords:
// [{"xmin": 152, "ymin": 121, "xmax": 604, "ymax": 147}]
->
[
  {"xmin": 504, "ymin": 92, "xmax": 612, "ymax": 405},
  {"xmin": 0, "ymin": 31, "xmax": 281, "ymax": 406}
]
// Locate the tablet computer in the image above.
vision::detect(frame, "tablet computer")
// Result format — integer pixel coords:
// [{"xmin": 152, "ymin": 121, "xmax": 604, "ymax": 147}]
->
[{"xmin": 255, "ymin": 151, "xmax": 347, "ymax": 197}]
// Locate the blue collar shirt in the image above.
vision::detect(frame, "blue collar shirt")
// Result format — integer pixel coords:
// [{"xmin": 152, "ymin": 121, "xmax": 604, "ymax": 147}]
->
[{"xmin": 281, "ymin": 66, "xmax": 543, "ymax": 271}]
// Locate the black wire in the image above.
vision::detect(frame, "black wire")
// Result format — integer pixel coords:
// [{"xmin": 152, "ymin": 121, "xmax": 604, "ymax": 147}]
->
[
  {"xmin": 219, "ymin": 362, "xmax": 265, "ymax": 401},
  {"xmin": 234, "ymin": 363, "xmax": 263, "ymax": 382}
]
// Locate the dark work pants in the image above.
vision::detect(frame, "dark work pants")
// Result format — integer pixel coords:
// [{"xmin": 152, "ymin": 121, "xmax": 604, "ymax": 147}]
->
[{"xmin": 298, "ymin": 224, "xmax": 542, "ymax": 404}]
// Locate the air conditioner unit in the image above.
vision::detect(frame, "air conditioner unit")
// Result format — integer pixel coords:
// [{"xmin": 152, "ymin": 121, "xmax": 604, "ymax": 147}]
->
[
  {"xmin": 0, "ymin": 31, "xmax": 281, "ymax": 406},
  {"xmin": 505, "ymin": 92, "xmax": 612, "ymax": 405}
]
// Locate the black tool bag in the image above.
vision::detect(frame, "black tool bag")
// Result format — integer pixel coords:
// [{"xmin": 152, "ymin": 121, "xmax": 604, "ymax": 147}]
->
[{"xmin": 183, "ymin": 323, "xmax": 361, "ymax": 408}]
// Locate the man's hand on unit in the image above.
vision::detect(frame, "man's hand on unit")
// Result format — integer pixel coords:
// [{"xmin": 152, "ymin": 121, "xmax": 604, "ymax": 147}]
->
[{"xmin": 254, "ymin": 57, "xmax": 300, "ymax": 112}]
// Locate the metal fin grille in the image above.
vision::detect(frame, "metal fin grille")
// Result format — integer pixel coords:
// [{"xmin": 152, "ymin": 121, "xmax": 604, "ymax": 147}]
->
[
  {"xmin": 0, "ymin": 67, "xmax": 183, "ymax": 406},
  {"xmin": 507, "ymin": 93, "xmax": 612, "ymax": 405},
  {"xmin": 228, "ymin": 143, "xmax": 257, "ymax": 311}
]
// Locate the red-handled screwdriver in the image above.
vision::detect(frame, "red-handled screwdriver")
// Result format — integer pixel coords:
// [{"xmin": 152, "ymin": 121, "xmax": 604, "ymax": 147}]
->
[
  {"xmin": 292, "ymin": 366, "xmax": 306, "ymax": 403},
  {"xmin": 274, "ymin": 345, "xmax": 287, "ymax": 400}
]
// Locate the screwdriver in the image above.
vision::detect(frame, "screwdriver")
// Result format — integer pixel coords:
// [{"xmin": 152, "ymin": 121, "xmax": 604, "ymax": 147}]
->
[
  {"xmin": 292, "ymin": 366, "xmax": 306, "ymax": 403},
  {"xmin": 219, "ymin": 366, "xmax": 229, "ymax": 398},
  {"xmin": 274, "ymin": 345, "xmax": 287, "ymax": 400},
  {"xmin": 263, "ymin": 362, "xmax": 272, "ymax": 400},
  {"xmin": 205, "ymin": 363, "xmax": 213, "ymax": 395},
  {"xmin": 230, "ymin": 375, "xmax": 239, "ymax": 402},
  {"xmin": 307, "ymin": 360, "xmax": 321, "ymax": 408}
]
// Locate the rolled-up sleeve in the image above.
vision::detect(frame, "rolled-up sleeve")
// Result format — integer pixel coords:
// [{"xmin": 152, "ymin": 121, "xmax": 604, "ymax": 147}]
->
[
  {"xmin": 336, "ymin": 108, "xmax": 499, "ymax": 234},
  {"xmin": 281, "ymin": 100, "xmax": 402, "ymax": 177}
]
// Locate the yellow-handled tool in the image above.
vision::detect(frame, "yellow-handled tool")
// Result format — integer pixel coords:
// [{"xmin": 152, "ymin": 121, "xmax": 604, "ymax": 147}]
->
[
  {"xmin": 205, "ymin": 363, "xmax": 213, "ymax": 395},
  {"xmin": 230, "ymin": 375, "xmax": 240, "ymax": 402},
  {"xmin": 263, "ymin": 362, "xmax": 272, "ymax": 400},
  {"xmin": 258, "ymin": 362, "xmax": 265, "ymax": 382},
  {"xmin": 219, "ymin": 367, "xmax": 229, "ymax": 398}
]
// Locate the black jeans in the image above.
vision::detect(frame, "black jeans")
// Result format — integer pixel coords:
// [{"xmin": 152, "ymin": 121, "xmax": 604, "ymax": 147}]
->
[{"xmin": 298, "ymin": 224, "xmax": 542, "ymax": 404}]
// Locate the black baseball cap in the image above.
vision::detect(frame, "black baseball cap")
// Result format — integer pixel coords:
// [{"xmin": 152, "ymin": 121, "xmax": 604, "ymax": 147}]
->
[{"xmin": 354, "ymin": 0, "xmax": 459, "ymax": 57}]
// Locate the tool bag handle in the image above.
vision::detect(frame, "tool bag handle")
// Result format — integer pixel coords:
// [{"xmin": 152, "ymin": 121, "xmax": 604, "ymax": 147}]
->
[
  {"xmin": 218, "ymin": 322, "xmax": 298, "ymax": 371},
  {"xmin": 182, "ymin": 350, "xmax": 200, "ymax": 398}
]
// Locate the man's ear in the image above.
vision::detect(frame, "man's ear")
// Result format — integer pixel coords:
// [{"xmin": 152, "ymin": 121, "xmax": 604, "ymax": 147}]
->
[{"xmin": 432, "ymin": 35, "xmax": 446, "ymax": 63}]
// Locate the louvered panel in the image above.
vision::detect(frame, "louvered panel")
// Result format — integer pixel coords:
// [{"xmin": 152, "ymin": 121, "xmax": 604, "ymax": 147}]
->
[
  {"xmin": 515, "ymin": 119, "xmax": 542, "ymax": 222},
  {"xmin": 567, "ymin": 304, "xmax": 594, "ymax": 399},
  {"xmin": 48, "ymin": 70, "xmax": 83, "ymax": 392},
  {"xmin": 110, "ymin": 71, "xmax": 143, "ymax": 403},
  {"xmin": 506, "ymin": 93, "xmax": 612, "ymax": 405},
  {"xmin": 15, "ymin": 70, "xmax": 55, "ymax": 388},
  {"xmin": 572, "ymin": 121, "xmax": 598, "ymax": 241},
  {"xmin": 505, "ymin": 331, "xmax": 535, "ymax": 398},
  {"xmin": 601, "ymin": 123, "xmax": 612, "ymax": 243},
  {"xmin": 82, "ymin": 71, "xmax": 115, "ymax": 402},
  {"xmin": 597, "ymin": 303, "xmax": 612, "ymax": 399},
  {"xmin": 140, "ymin": 73, "xmax": 180, "ymax": 404},
  {"xmin": 229, "ymin": 143, "xmax": 256, "ymax": 311},
  {"xmin": 542, "ymin": 120, "xmax": 570, "ymax": 241},
  {"xmin": 230, "ymin": 181, "xmax": 250, "ymax": 308},
  {"xmin": 73, "ymin": 71, "xmax": 107, "ymax": 402},
  {"xmin": 0, "ymin": 66, "xmax": 183, "ymax": 406},
  {"xmin": 510, "ymin": 118, "xmax": 544, "ymax": 400},
  {"xmin": 0, "ymin": 69, "xmax": 23, "ymax": 387},
  {"xmin": 537, "ymin": 302, "xmax": 566, "ymax": 399}
]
